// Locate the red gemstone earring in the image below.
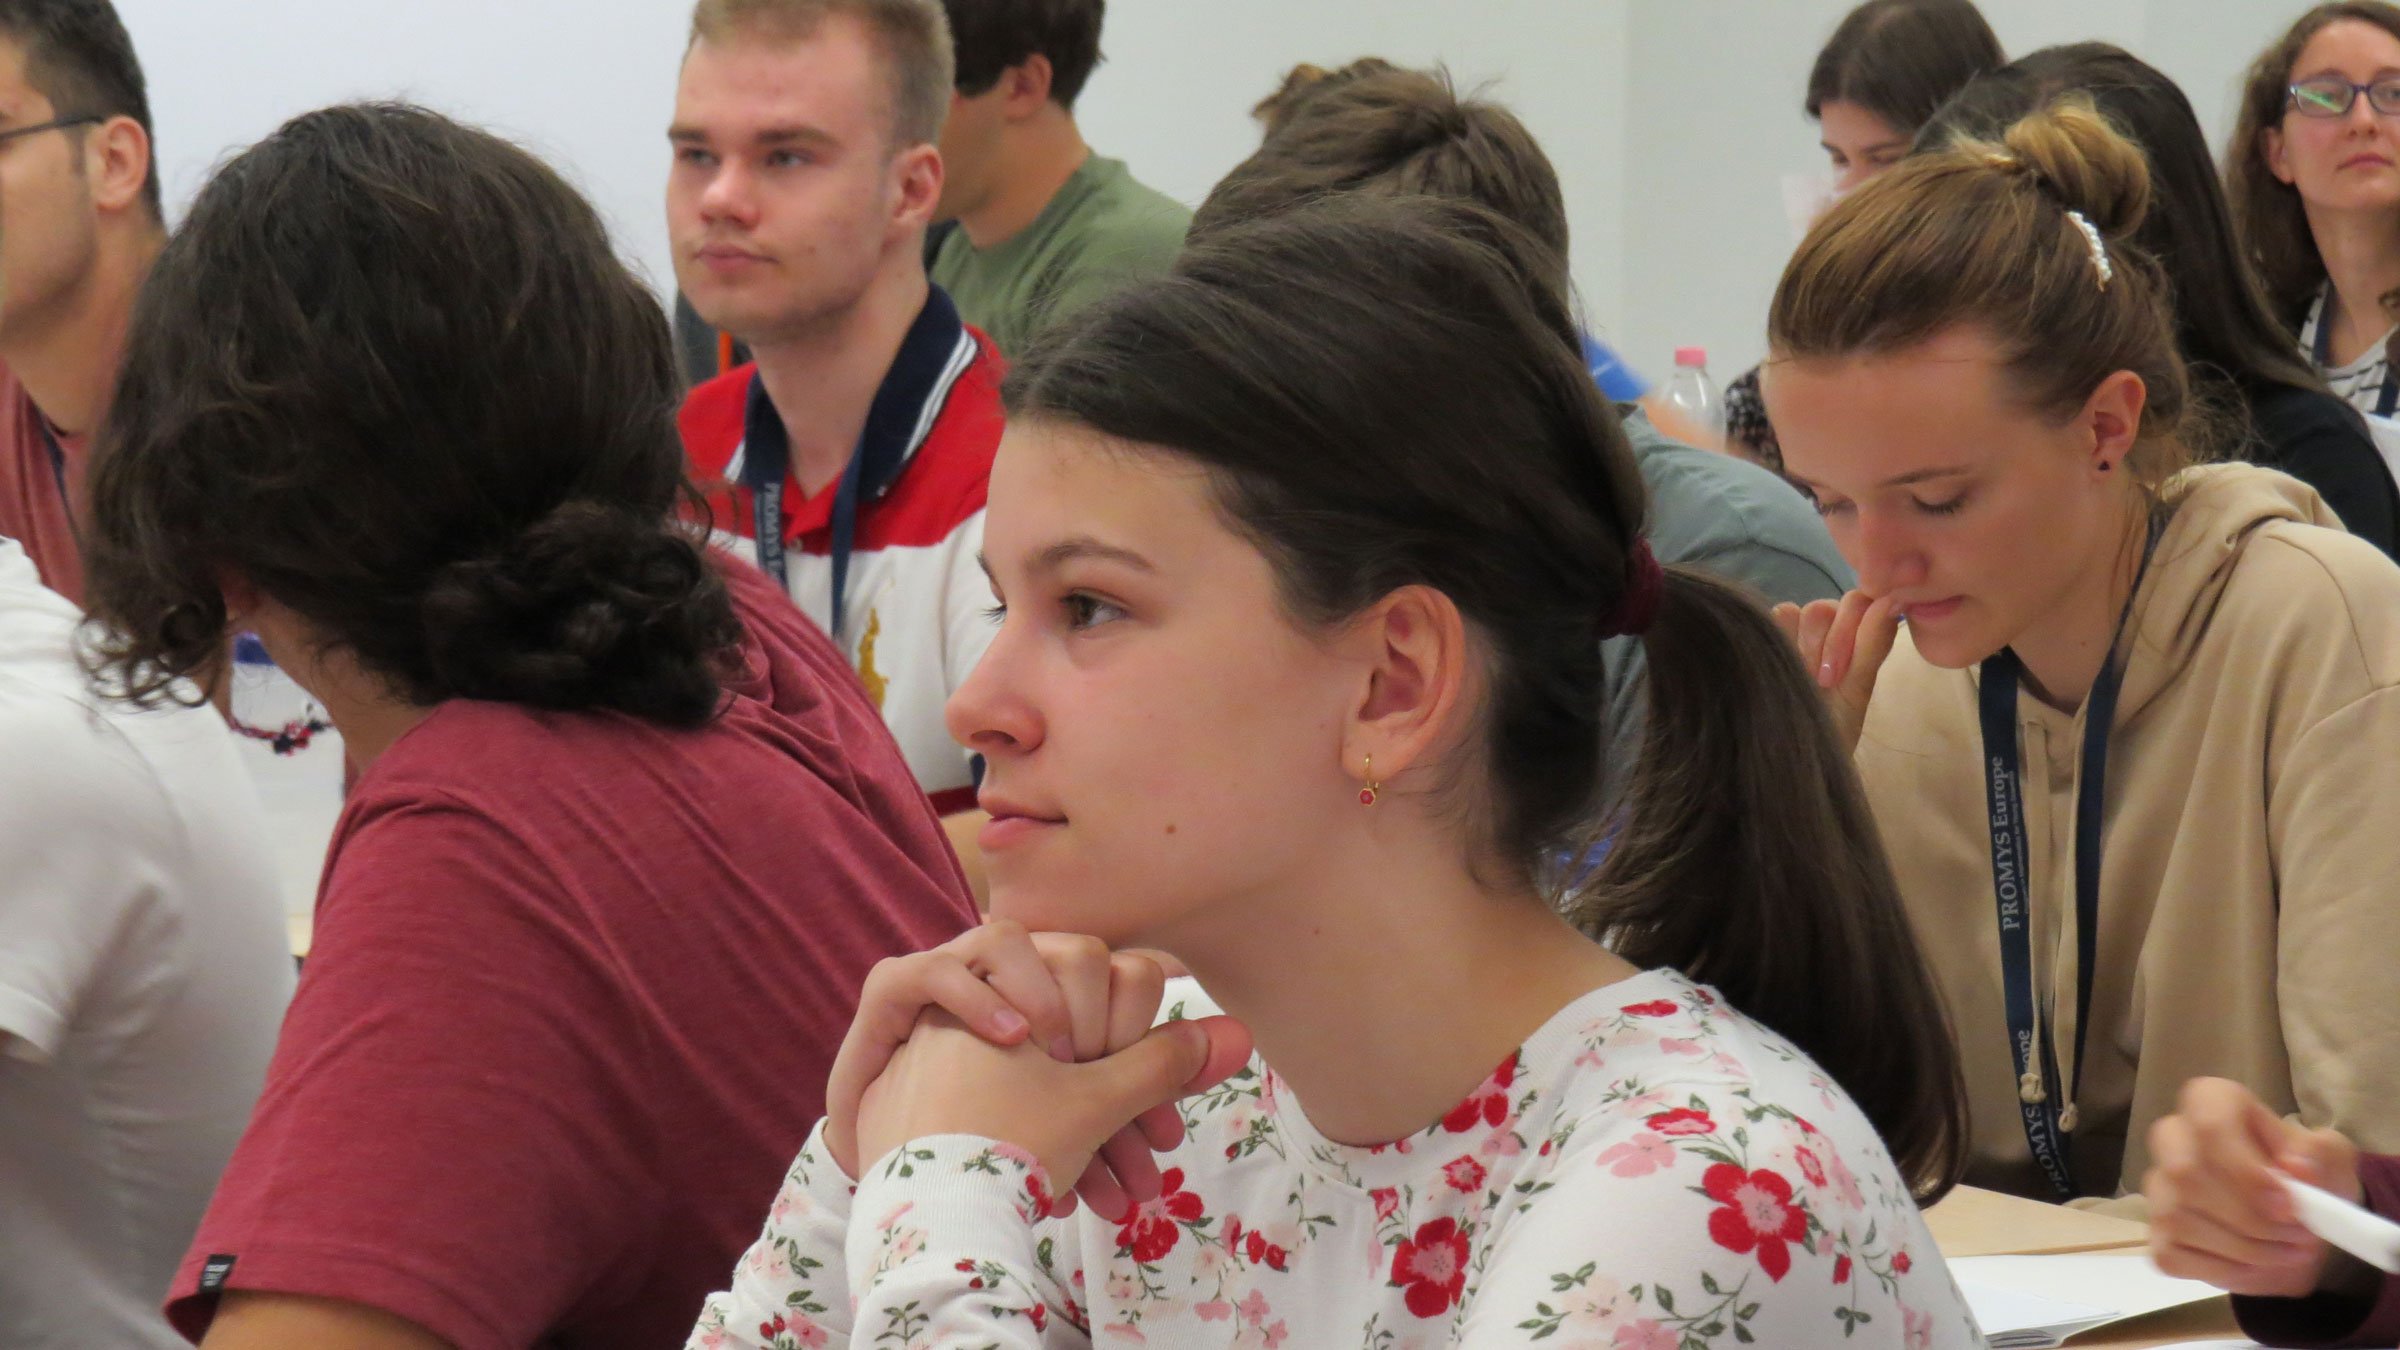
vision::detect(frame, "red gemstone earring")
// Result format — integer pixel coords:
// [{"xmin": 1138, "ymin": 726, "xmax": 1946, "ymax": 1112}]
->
[{"xmin": 1359, "ymin": 755, "xmax": 1380, "ymax": 806}]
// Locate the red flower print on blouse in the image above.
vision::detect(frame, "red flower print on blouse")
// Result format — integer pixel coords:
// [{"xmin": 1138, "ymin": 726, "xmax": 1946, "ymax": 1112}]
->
[
  {"xmin": 1621, "ymin": 999, "xmax": 1681, "ymax": 1017},
  {"xmin": 1442, "ymin": 1052, "xmax": 1520, "ymax": 1133},
  {"xmin": 1244, "ymin": 1228, "xmax": 1291, "ymax": 1272},
  {"xmin": 1442, "ymin": 1156, "xmax": 1488, "ymax": 1193},
  {"xmin": 1794, "ymin": 1145, "xmax": 1828, "ymax": 1188},
  {"xmin": 1390, "ymin": 1216, "xmax": 1472, "ymax": 1318},
  {"xmin": 1833, "ymin": 1254, "xmax": 1852, "ymax": 1285},
  {"xmin": 1894, "ymin": 1250, "xmax": 1913, "ymax": 1274},
  {"xmin": 1371, "ymin": 1187, "xmax": 1400, "ymax": 1222},
  {"xmin": 1703, "ymin": 1163, "xmax": 1808, "ymax": 1282},
  {"xmin": 1116, "ymin": 1167, "xmax": 1205, "ymax": 1264},
  {"xmin": 1648, "ymin": 1107, "xmax": 1716, "ymax": 1137}
]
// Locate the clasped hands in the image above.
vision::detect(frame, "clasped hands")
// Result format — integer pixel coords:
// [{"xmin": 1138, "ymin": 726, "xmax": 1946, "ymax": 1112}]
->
[{"xmin": 823, "ymin": 921, "xmax": 1253, "ymax": 1221}]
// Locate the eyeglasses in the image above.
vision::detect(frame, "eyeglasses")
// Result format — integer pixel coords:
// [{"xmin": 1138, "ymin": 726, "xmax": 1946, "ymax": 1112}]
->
[{"xmin": 2288, "ymin": 76, "xmax": 2400, "ymax": 119}]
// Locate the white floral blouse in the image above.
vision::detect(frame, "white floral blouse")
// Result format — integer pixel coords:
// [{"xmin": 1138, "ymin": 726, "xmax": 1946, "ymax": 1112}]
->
[{"xmin": 688, "ymin": 969, "xmax": 1982, "ymax": 1348}]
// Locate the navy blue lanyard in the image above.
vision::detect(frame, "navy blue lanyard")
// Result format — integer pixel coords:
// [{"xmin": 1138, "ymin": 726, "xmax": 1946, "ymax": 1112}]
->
[
  {"xmin": 1976, "ymin": 519, "xmax": 2160, "ymax": 1200},
  {"xmin": 37, "ymin": 419, "xmax": 77, "ymax": 549},
  {"xmin": 748, "ymin": 433, "xmax": 870, "ymax": 644},
  {"xmin": 2313, "ymin": 297, "xmax": 2400, "ymax": 418}
]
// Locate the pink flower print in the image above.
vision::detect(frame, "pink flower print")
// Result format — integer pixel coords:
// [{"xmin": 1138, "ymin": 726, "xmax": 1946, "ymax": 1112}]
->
[
  {"xmin": 1613, "ymin": 1319, "xmax": 1678, "ymax": 1350},
  {"xmin": 1480, "ymin": 1125, "xmax": 1526, "ymax": 1161},
  {"xmin": 1103, "ymin": 1321, "xmax": 1146, "ymax": 1344},
  {"xmin": 1657, "ymin": 1036, "xmax": 1703, "ymax": 1057},
  {"xmin": 1195, "ymin": 1300, "xmax": 1234, "ymax": 1322},
  {"xmin": 1794, "ymin": 1145, "xmax": 1828, "ymax": 1188},
  {"xmin": 1237, "ymin": 1290, "xmax": 1273, "ymax": 1326},
  {"xmin": 1371, "ymin": 1186, "xmax": 1401, "ymax": 1222},
  {"xmin": 1442, "ymin": 1052, "xmax": 1520, "ymax": 1133},
  {"xmin": 1105, "ymin": 1271, "xmax": 1138, "ymax": 1302},
  {"xmin": 1647, "ymin": 1107, "xmax": 1716, "ymax": 1137},
  {"xmin": 1621, "ymin": 999, "xmax": 1680, "ymax": 1017},
  {"xmin": 1703, "ymin": 1163, "xmax": 1808, "ymax": 1282},
  {"xmin": 1260, "ymin": 1321, "xmax": 1290, "ymax": 1348},
  {"xmin": 792, "ymin": 1319, "xmax": 829, "ymax": 1348},
  {"xmin": 1825, "ymin": 1145, "xmax": 1866, "ymax": 1210},
  {"xmin": 1903, "ymin": 1305, "xmax": 1934, "ymax": 1350},
  {"xmin": 1443, "ymin": 1155, "xmax": 1488, "ymax": 1192},
  {"xmin": 1594, "ymin": 1132, "xmax": 1675, "ymax": 1177},
  {"xmin": 1390, "ymin": 1216, "xmax": 1472, "ymax": 1318}
]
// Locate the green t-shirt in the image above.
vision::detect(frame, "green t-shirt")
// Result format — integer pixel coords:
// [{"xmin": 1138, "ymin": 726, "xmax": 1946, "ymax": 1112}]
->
[{"xmin": 931, "ymin": 153, "xmax": 1189, "ymax": 356}]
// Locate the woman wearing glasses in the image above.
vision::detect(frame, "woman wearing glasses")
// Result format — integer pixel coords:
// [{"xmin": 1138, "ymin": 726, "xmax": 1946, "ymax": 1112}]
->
[{"xmin": 2232, "ymin": 3, "xmax": 2400, "ymax": 424}]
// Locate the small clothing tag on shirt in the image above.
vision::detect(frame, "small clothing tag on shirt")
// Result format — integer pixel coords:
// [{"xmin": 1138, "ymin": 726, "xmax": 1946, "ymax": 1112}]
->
[{"xmin": 198, "ymin": 1255, "xmax": 237, "ymax": 1292}]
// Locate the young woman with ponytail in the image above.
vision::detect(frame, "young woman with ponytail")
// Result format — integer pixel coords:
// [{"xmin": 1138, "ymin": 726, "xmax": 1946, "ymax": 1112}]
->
[
  {"xmin": 1766, "ymin": 102, "xmax": 2400, "ymax": 1213},
  {"xmin": 689, "ymin": 193, "xmax": 1978, "ymax": 1348}
]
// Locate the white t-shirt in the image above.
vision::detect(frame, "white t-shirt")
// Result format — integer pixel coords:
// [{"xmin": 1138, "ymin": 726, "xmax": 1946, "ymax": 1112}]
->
[{"xmin": 0, "ymin": 540, "xmax": 294, "ymax": 1349}]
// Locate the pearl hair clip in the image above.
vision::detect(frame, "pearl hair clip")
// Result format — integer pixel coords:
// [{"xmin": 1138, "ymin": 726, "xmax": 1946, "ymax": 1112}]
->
[{"xmin": 2065, "ymin": 209, "xmax": 2113, "ymax": 291}]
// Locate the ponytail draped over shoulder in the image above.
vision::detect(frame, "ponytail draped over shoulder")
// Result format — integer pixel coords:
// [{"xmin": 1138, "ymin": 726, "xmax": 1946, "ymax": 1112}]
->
[{"xmin": 1006, "ymin": 194, "xmax": 1968, "ymax": 1201}]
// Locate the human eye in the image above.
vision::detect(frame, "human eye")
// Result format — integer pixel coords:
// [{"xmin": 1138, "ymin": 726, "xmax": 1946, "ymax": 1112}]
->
[
  {"xmin": 2371, "ymin": 78, "xmax": 2400, "ymax": 115},
  {"xmin": 1912, "ymin": 490, "xmax": 1971, "ymax": 518},
  {"xmin": 765, "ymin": 148, "xmax": 814, "ymax": 169},
  {"xmin": 2294, "ymin": 78, "xmax": 2354, "ymax": 117},
  {"xmin": 1807, "ymin": 490, "xmax": 1854, "ymax": 520},
  {"xmin": 1062, "ymin": 592, "xmax": 1127, "ymax": 630}
]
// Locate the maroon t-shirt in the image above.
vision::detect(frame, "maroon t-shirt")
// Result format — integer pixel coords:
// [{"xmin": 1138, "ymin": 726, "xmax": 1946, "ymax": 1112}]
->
[
  {"xmin": 165, "ymin": 559, "xmax": 977, "ymax": 1348},
  {"xmin": 0, "ymin": 360, "xmax": 86, "ymax": 603}
]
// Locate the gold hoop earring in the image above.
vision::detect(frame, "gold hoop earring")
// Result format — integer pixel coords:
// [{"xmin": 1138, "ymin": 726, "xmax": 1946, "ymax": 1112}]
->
[{"xmin": 1359, "ymin": 755, "xmax": 1380, "ymax": 806}]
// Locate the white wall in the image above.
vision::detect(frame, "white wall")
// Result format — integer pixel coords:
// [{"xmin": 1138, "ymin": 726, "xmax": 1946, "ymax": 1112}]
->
[{"xmin": 115, "ymin": 0, "xmax": 2310, "ymax": 392}]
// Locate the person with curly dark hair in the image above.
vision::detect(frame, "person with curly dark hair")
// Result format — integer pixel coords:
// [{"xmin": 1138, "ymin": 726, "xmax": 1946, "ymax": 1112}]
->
[{"xmin": 81, "ymin": 101, "xmax": 977, "ymax": 1350}]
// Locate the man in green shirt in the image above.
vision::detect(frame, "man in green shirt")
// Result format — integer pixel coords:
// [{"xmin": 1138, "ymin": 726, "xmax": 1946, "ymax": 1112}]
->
[{"xmin": 932, "ymin": 0, "xmax": 1187, "ymax": 355}]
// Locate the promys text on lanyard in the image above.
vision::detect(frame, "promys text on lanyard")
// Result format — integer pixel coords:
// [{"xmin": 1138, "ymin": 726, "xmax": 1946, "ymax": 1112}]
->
[
  {"xmin": 1975, "ymin": 512, "xmax": 2163, "ymax": 1201},
  {"xmin": 748, "ymin": 440, "xmax": 871, "ymax": 644}
]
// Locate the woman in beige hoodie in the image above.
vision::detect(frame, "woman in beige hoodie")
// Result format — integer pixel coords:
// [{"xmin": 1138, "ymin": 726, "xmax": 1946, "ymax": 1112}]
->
[{"xmin": 1759, "ymin": 100, "xmax": 2400, "ymax": 1210}]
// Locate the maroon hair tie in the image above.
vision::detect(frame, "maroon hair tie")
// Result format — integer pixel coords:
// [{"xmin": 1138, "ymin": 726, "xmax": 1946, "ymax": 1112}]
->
[{"xmin": 1602, "ymin": 539, "xmax": 1664, "ymax": 639}]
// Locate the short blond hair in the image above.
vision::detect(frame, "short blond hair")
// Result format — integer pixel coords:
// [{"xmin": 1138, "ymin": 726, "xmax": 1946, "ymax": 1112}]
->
[{"xmin": 689, "ymin": 0, "xmax": 954, "ymax": 147}]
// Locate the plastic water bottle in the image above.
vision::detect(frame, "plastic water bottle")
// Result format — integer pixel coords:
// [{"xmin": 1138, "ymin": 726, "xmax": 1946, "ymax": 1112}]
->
[{"xmin": 1662, "ymin": 346, "xmax": 1724, "ymax": 442}]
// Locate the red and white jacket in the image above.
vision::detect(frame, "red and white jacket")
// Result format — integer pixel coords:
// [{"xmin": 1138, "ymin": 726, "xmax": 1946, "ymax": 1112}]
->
[{"xmin": 681, "ymin": 289, "xmax": 1002, "ymax": 813}]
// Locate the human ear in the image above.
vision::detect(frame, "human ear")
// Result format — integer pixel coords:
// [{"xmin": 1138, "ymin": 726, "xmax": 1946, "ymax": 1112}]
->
[
  {"xmin": 2082, "ymin": 370, "xmax": 2149, "ymax": 477},
  {"xmin": 86, "ymin": 114, "xmax": 151, "ymax": 216},
  {"xmin": 893, "ymin": 142, "xmax": 943, "ymax": 230},
  {"xmin": 1338, "ymin": 585, "xmax": 1468, "ymax": 791},
  {"xmin": 1003, "ymin": 55, "xmax": 1056, "ymax": 120},
  {"xmin": 2263, "ymin": 125, "xmax": 2294, "ymax": 187}
]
